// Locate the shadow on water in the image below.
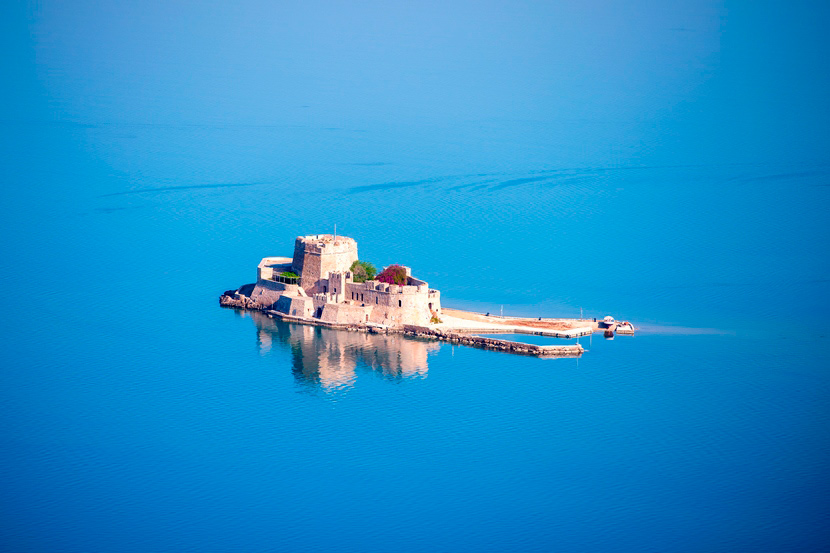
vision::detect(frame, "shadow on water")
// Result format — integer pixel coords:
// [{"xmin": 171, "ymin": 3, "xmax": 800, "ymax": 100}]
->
[{"xmin": 244, "ymin": 311, "xmax": 440, "ymax": 392}]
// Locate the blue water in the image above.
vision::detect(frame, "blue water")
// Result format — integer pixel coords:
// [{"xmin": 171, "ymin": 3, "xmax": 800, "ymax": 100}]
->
[{"xmin": 4, "ymin": 2, "xmax": 830, "ymax": 552}]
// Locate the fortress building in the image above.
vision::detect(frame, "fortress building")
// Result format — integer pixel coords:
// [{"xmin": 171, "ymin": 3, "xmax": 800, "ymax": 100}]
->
[{"xmin": 237, "ymin": 234, "xmax": 441, "ymax": 327}]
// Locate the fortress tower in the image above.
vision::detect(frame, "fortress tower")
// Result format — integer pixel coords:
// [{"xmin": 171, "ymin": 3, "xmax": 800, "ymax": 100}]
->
[{"xmin": 291, "ymin": 234, "xmax": 358, "ymax": 294}]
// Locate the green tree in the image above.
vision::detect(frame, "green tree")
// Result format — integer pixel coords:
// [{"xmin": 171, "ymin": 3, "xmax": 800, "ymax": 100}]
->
[{"xmin": 350, "ymin": 260, "xmax": 377, "ymax": 283}]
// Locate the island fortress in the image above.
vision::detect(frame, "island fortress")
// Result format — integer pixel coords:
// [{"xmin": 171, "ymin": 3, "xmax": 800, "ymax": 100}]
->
[
  {"xmin": 225, "ymin": 234, "xmax": 442, "ymax": 327},
  {"xmin": 221, "ymin": 233, "xmax": 625, "ymax": 357}
]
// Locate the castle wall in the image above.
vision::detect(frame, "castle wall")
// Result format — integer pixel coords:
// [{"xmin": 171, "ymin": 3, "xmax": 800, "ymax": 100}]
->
[
  {"xmin": 343, "ymin": 279, "xmax": 441, "ymax": 326},
  {"xmin": 249, "ymin": 279, "xmax": 296, "ymax": 308},
  {"xmin": 320, "ymin": 303, "xmax": 371, "ymax": 325},
  {"xmin": 274, "ymin": 295, "xmax": 314, "ymax": 318}
]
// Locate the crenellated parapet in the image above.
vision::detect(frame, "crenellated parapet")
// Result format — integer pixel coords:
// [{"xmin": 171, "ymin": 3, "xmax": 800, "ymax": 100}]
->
[{"xmin": 343, "ymin": 271, "xmax": 441, "ymax": 326}]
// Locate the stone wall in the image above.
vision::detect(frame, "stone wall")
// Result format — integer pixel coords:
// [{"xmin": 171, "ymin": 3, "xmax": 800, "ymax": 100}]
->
[
  {"xmin": 343, "ymin": 278, "xmax": 441, "ymax": 327},
  {"xmin": 275, "ymin": 295, "xmax": 315, "ymax": 318},
  {"xmin": 248, "ymin": 279, "xmax": 297, "ymax": 308},
  {"xmin": 320, "ymin": 303, "xmax": 371, "ymax": 325}
]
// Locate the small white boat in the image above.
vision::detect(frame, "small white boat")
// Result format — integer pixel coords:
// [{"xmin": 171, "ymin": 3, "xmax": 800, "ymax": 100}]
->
[
  {"xmin": 603, "ymin": 315, "xmax": 615, "ymax": 326},
  {"xmin": 616, "ymin": 321, "xmax": 635, "ymax": 334}
]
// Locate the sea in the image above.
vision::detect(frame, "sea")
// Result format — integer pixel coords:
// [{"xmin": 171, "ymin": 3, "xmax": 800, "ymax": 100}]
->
[{"xmin": 3, "ymin": 2, "xmax": 830, "ymax": 551}]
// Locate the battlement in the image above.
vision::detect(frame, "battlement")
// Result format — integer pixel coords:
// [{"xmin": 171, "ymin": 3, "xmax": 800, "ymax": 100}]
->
[
  {"xmin": 293, "ymin": 234, "xmax": 357, "ymax": 257},
  {"xmin": 352, "ymin": 280, "xmax": 431, "ymax": 296}
]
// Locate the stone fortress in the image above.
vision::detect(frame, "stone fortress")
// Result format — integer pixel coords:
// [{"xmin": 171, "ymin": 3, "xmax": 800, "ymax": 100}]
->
[
  {"xmin": 227, "ymin": 234, "xmax": 442, "ymax": 328},
  {"xmin": 222, "ymin": 233, "xmax": 616, "ymax": 357}
]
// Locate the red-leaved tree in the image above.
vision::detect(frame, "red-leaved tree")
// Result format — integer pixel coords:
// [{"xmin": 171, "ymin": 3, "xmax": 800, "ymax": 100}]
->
[{"xmin": 376, "ymin": 265, "xmax": 408, "ymax": 285}]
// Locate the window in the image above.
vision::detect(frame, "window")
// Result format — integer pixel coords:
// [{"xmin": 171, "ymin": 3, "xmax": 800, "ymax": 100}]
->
[
  {"xmin": 375, "ymin": 297, "xmax": 378, "ymax": 304},
  {"xmin": 399, "ymin": 300, "xmax": 402, "ymax": 307}
]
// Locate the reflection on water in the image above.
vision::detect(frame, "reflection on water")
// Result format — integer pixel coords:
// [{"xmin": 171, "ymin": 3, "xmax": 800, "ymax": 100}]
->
[{"xmin": 245, "ymin": 311, "xmax": 439, "ymax": 391}]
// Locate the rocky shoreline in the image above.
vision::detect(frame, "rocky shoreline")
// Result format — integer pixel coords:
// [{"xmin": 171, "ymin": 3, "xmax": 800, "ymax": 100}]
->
[{"xmin": 220, "ymin": 291, "xmax": 268, "ymax": 311}]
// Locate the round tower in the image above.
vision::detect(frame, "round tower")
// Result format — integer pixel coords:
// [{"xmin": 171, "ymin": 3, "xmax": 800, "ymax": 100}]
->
[{"xmin": 291, "ymin": 234, "xmax": 358, "ymax": 294}]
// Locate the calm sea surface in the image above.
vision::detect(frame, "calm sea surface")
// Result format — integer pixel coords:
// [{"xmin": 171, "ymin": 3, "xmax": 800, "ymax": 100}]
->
[
  {"xmin": 2, "ymin": 139, "xmax": 828, "ymax": 551},
  {"xmin": 3, "ymin": 3, "xmax": 830, "ymax": 549}
]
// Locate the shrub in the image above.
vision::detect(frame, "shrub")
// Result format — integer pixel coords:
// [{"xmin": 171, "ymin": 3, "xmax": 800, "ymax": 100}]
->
[
  {"xmin": 349, "ymin": 260, "xmax": 377, "ymax": 283},
  {"xmin": 376, "ymin": 264, "xmax": 408, "ymax": 285},
  {"xmin": 275, "ymin": 270, "xmax": 300, "ymax": 284},
  {"xmin": 430, "ymin": 315, "xmax": 442, "ymax": 324}
]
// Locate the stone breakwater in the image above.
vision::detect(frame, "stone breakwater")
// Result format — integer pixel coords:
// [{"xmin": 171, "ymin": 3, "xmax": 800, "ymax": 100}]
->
[
  {"xmin": 401, "ymin": 326, "xmax": 583, "ymax": 357},
  {"xmin": 220, "ymin": 292, "xmax": 583, "ymax": 357}
]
